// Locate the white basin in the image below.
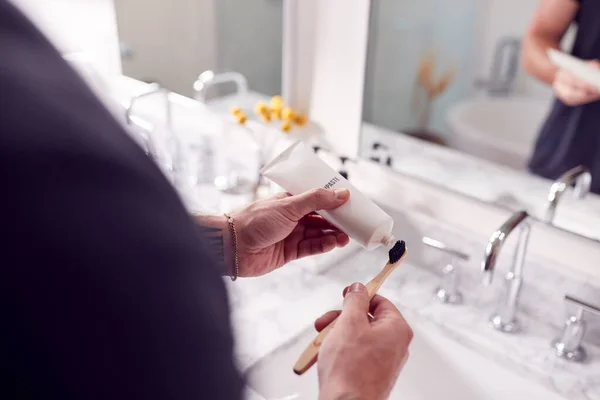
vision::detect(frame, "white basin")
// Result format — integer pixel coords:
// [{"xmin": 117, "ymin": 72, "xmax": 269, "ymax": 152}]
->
[
  {"xmin": 447, "ymin": 97, "xmax": 552, "ymax": 170},
  {"xmin": 246, "ymin": 316, "xmax": 565, "ymax": 400}
]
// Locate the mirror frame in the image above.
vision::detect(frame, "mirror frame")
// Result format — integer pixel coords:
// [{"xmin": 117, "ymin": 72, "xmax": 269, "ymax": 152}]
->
[{"xmin": 283, "ymin": 0, "xmax": 370, "ymax": 157}]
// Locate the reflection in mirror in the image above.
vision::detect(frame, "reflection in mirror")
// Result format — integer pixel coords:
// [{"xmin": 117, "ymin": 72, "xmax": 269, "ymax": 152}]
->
[
  {"xmin": 361, "ymin": 0, "xmax": 600, "ymax": 242},
  {"xmin": 114, "ymin": 0, "xmax": 282, "ymax": 98}
]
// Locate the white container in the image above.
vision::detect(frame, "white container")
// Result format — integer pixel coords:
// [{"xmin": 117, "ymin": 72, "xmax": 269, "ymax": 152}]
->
[{"xmin": 261, "ymin": 141, "xmax": 396, "ymax": 250}]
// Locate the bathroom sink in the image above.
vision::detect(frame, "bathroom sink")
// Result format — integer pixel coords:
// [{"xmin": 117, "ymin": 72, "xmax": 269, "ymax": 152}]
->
[
  {"xmin": 447, "ymin": 96, "xmax": 552, "ymax": 170},
  {"xmin": 246, "ymin": 315, "xmax": 566, "ymax": 400}
]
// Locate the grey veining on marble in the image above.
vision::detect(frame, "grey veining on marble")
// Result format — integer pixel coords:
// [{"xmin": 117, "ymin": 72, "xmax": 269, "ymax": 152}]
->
[
  {"xmin": 228, "ymin": 211, "xmax": 600, "ymax": 400},
  {"xmin": 360, "ymin": 123, "xmax": 600, "ymax": 242}
]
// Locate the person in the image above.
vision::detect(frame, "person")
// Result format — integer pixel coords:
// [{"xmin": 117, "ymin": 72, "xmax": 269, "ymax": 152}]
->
[
  {"xmin": 2, "ymin": 2, "xmax": 412, "ymax": 400},
  {"xmin": 522, "ymin": 0, "xmax": 600, "ymax": 193}
]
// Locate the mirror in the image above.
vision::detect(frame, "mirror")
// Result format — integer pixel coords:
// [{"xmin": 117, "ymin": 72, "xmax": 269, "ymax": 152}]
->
[
  {"xmin": 114, "ymin": 0, "xmax": 283, "ymax": 98},
  {"xmin": 361, "ymin": 0, "xmax": 600, "ymax": 242}
]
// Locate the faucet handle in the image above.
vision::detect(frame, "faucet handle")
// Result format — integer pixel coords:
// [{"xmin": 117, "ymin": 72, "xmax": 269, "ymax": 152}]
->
[
  {"xmin": 552, "ymin": 295, "xmax": 600, "ymax": 362},
  {"xmin": 422, "ymin": 237, "xmax": 469, "ymax": 304},
  {"xmin": 370, "ymin": 142, "xmax": 394, "ymax": 166},
  {"xmin": 193, "ymin": 71, "xmax": 249, "ymax": 103},
  {"xmin": 422, "ymin": 236, "xmax": 469, "ymax": 261}
]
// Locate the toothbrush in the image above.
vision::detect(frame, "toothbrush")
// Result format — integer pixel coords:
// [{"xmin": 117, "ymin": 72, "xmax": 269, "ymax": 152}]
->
[{"xmin": 293, "ymin": 240, "xmax": 408, "ymax": 375}]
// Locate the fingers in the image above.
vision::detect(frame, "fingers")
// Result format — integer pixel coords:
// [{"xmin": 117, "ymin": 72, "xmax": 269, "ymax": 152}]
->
[
  {"xmin": 301, "ymin": 214, "xmax": 343, "ymax": 231},
  {"xmin": 339, "ymin": 283, "xmax": 370, "ymax": 324},
  {"xmin": 336, "ymin": 232, "xmax": 350, "ymax": 247},
  {"xmin": 587, "ymin": 59, "xmax": 600, "ymax": 69},
  {"xmin": 304, "ymin": 228, "xmax": 349, "ymax": 243},
  {"xmin": 279, "ymin": 188, "xmax": 350, "ymax": 222},
  {"xmin": 296, "ymin": 235, "xmax": 345, "ymax": 259},
  {"xmin": 314, "ymin": 310, "xmax": 341, "ymax": 332},
  {"xmin": 369, "ymin": 295, "xmax": 404, "ymax": 321},
  {"xmin": 554, "ymin": 69, "xmax": 600, "ymax": 105},
  {"xmin": 370, "ymin": 295, "xmax": 413, "ymax": 342},
  {"xmin": 340, "ymin": 289, "xmax": 405, "ymax": 323}
]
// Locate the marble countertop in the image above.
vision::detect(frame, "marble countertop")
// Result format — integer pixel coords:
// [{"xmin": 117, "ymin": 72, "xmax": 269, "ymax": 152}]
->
[
  {"xmin": 361, "ymin": 124, "xmax": 600, "ymax": 242},
  {"xmin": 227, "ymin": 241, "xmax": 600, "ymax": 400}
]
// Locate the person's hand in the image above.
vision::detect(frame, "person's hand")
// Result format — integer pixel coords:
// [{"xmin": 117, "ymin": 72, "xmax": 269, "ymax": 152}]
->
[
  {"xmin": 316, "ymin": 283, "xmax": 412, "ymax": 400},
  {"xmin": 230, "ymin": 188, "xmax": 351, "ymax": 277},
  {"xmin": 553, "ymin": 60, "xmax": 600, "ymax": 106}
]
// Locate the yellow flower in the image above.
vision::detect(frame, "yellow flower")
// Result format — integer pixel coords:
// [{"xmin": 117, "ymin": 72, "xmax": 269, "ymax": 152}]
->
[
  {"xmin": 282, "ymin": 107, "xmax": 295, "ymax": 120},
  {"xmin": 230, "ymin": 106, "xmax": 243, "ymax": 116},
  {"xmin": 281, "ymin": 119, "xmax": 292, "ymax": 132}
]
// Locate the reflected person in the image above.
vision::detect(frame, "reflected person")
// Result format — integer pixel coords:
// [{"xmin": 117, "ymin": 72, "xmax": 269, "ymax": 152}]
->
[
  {"xmin": 2, "ymin": 2, "xmax": 412, "ymax": 400},
  {"xmin": 523, "ymin": 0, "xmax": 600, "ymax": 193}
]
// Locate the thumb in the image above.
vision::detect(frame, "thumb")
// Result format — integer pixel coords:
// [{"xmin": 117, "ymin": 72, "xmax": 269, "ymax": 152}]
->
[
  {"xmin": 340, "ymin": 282, "xmax": 370, "ymax": 324},
  {"xmin": 587, "ymin": 59, "xmax": 600, "ymax": 69},
  {"xmin": 280, "ymin": 188, "xmax": 349, "ymax": 221}
]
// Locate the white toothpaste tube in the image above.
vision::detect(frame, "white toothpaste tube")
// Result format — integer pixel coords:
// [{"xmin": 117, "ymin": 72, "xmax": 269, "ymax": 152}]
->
[{"xmin": 261, "ymin": 141, "xmax": 396, "ymax": 250}]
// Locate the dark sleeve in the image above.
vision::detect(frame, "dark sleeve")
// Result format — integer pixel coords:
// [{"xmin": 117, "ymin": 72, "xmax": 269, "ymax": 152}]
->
[{"xmin": 1, "ymin": 3, "xmax": 243, "ymax": 399}]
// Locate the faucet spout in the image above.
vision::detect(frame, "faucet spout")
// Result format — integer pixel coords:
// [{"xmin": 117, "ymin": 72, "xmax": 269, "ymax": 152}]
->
[
  {"xmin": 481, "ymin": 210, "xmax": 529, "ymax": 285},
  {"xmin": 125, "ymin": 82, "xmax": 162, "ymax": 124},
  {"xmin": 481, "ymin": 210, "xmax": 530, "ymax": 333},
  {"xmin": 545, "ymin": 166, "xmax": 592, "ymax": 223}
]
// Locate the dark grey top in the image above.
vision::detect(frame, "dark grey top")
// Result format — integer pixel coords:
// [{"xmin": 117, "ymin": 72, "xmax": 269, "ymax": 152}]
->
[
  {"xmin": 528, "ymin": 0, "xmax": 600, "ymax": 193},
  {"xmin": 1, "ymin": 1, "xmax": 243, "ymax": 399}
]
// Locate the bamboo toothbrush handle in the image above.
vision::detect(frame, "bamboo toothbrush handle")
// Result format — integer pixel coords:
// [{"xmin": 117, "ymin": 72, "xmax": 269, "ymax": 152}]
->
[
  {"xmin": 293, "ymin": 319, "xmax": 338, "ymax": 375},
  {"xmin": 293, "ymin": 261, "xmax": 397, "ymax": 375},
  {"xmin": 365, "ymin": 262, "xmax": 395, "ymax": 297}
]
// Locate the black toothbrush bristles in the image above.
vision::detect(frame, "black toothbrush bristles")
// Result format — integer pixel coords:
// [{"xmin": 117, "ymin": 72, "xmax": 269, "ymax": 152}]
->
[{"xmin": 388, "ymin": 240, "xmax": 406, "ymax": 264}]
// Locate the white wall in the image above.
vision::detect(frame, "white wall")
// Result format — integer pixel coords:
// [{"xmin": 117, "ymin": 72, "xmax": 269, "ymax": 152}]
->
[
  {"xmin": 115, "ymin": 0, "xmax": 282, "ymax": 98},
  {"xmin": 11, "ymin": 0, "xmax": 122, "ymax": 80},
  {"xmin": 216, "ymin": 0, "xmax": 283, "ymax": 96},
  {"xmin": 115, "ymin": 0, "xmax": 218, "ymax": 97},
  {"xmin": 363, "ymin": 0, "xmax": 482, "ymax": 135}
]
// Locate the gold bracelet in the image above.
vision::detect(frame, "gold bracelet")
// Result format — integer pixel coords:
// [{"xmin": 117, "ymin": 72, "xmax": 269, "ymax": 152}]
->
[{"xmin": 224, "ymin": 213, "xmax": 239, "ymax": 281}]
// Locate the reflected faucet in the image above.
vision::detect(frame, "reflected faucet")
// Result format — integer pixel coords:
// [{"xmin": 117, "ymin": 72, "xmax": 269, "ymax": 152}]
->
[
  {"xmin": 125, "ymin": 82, "xmax": 172, "ymax": 130},
  {"xmin": 193, "ymin": 70, "xmax": 249, "ymax": 103},
  {"xmin": 481, "ymin": 210, "xmax": 530, "ymax": 333},
  {"xmin": 545, "ymin": 166, "xmax": 591, "ymax": 223},
  {"xmin": 475, "ymin": 37, "xmax": 521, "ymax": 96}
]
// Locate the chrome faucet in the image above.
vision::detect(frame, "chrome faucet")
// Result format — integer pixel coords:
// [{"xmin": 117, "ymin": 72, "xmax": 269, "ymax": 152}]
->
[
  {"xmin": 552, "ymin": 295, "xmax": 600, "ymax": 362},
  {"xmin": 125, "ymin": 84, "xmax": 184, "ymax": 185},
  {"xmin": 369, "ymin": 142, "xmax": 393, "ymax": 167},
  {"xmin": 125, "ymin": 82, "xmax": 173, "ymax": 130},
  {"xmin": 193, "ymin": 70, "xmax": 249, "ymax": 103},
  {"xmin": 545, "ymin": 165, "xmax": 591, "ymax": 223},
  {"xmin": 128, "ymin": 115, "xmax": 159, "ymax": 161},
  {"xmin": 482, "ymin": 210, "xmax": 530, "ymax": 333},
  {"xmin": 475, "ymin": 37, "xmax": 521, "ymax": 96},
  {"xmin": 422, "ymin": 236, "xmax": 470, "ymax": 305}
]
